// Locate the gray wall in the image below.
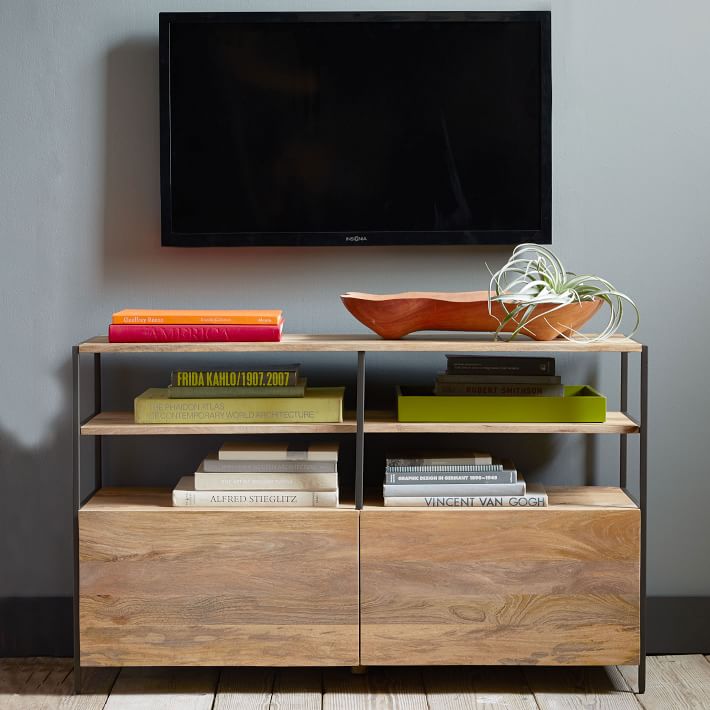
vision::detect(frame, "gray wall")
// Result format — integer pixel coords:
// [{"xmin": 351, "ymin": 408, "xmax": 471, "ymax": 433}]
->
[{"xmin": 2, "ymin": 0, "xmax": 710, "ymax": 615}]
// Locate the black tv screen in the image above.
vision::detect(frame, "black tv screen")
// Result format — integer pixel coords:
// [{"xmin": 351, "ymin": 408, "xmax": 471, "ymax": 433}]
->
[{"xmin": 160, "ymin": 12, "xmax": 551, "ymax": 247}]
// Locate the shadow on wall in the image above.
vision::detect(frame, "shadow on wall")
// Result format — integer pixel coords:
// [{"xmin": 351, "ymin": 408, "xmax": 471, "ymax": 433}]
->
[
  {"xmin": 0, "ymin": 359, "xmax": 71, "ymax": 595},
  {"xmin": 0, "ymin": 355, "xmax": 95, "ymax": 655},
  {"xmin": 102, "ymin": 39, "xmax": 162, "ymax": 281}
]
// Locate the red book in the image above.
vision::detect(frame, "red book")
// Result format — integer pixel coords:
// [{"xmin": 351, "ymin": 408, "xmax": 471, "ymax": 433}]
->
[{"xmin": 108, "ymin": 322, "xmax": 283, "ymax": 343}]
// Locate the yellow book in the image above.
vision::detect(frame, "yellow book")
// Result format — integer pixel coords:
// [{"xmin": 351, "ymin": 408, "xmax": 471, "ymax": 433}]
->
[{"xmin": 135, "ymin": 387, "xmax": 344, "ymax": 424}]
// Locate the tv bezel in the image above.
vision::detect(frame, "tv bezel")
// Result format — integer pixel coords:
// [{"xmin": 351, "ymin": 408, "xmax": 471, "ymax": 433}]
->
[{"xmin": 159, "ymin": 11, "xmax": 552, "ymax": 247}]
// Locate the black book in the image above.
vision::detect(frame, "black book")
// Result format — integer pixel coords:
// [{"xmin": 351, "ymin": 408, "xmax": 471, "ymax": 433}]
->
[
  {"xmin": 445, "ymin": 355, "xmax": 555, "ymax": 377},
  {"xmin": 435, "ymin": 373, "xmax": 561, "ymax": 385}
]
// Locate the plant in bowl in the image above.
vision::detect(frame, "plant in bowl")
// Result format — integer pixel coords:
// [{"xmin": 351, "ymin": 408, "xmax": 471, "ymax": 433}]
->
[{"xmin": 488, "ymin": 244, "xmax": 639, "ymax": 342}]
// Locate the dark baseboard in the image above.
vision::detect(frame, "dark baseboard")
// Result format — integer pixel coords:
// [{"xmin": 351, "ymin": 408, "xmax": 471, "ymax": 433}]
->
[
  {"xmin": 647, "ymin": 597, "xmax": 710, "ymax": 654},
  {"xmin": 0, "ymin": 597, "xmax": 73, "ymax": 657},
  {"xmin": 1, "ymin": 596, "xmax": 708, "ymax": 657}
]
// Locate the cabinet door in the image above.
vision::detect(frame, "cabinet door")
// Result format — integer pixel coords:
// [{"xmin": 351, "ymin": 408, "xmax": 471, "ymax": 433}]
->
[
  {"xmin": 80, "ymin": 501, "xmax": 359, "ymax": 666},
  {"xmin": 360, "ymin": 490, "xmax": 640, "ymax": 666}
]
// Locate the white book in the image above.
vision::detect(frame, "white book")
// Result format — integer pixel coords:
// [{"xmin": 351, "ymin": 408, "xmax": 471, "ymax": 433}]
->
[
  {"xmin": 203, "ymin": 452, "xmax": 337, "ymax": 473},
  {"xmin": 384, "ymin": 483, "xmax": 547, "ymax": 508},
  {"xmin": 218, "ymin": 442, "xmax": 339, "ymax": 461},
  {"xmin": 194, "ymin": 469, "xmax": 338, "ymax": 491},
  {"xmin": 173, "ymin": 476, "xmax": 338, "ymax": 507}
]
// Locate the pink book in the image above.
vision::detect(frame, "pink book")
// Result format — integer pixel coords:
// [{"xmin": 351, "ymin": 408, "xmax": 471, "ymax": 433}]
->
[{"xmin": 108, "ymin": 322, "xmax": 283, "ymax": 343}]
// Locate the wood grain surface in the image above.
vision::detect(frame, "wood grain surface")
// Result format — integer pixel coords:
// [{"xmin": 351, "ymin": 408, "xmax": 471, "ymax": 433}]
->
[
  {"xmin": 9, "ymin": 659, "xmax": 710, "ymax": 709},
  {"xmin": 79, "ymin": 333, "xmax": 642, "ymax": 353},
  {"xmin": 81, "ymin": 411, "xmax": 638, "ymax": 436},
  {"xmin": 79, "ymin": 504, "xmax": 359, "ymax": 667},
  {"xmin": 361, "ymin": 489, "xmax": 640, "ymax": 666},
  {"xmin": 213, "ymin": 668, "xmax": 274, "ymax": 710},
  {"xmin": 81, "ymin": 411, "xmax": 356, "ymax": 435},
  {"xmin": 270, "ymin": 668, "xmax": 323, "ymax": 710},
  {"xmin": 364, "ymin": 486, "xmax": 637, "ymax": 512},
  {"xmin": 525, "ymin": 666, "xmax": 641, "ymax": 709},
  {"xmin": 423, "ymin": 666, "xmax": 538, "ymax": 710},
  {"xmin": 0, "ymin": 658, "xmax": 117, "ymax": 710},
  {"xmin": 103, "ymin": 668, "xmax": 217, "ymax": 710},
  {"xmin": 323, "ymin": 667, "xmax": 429, "ymax": 710},
  {"xmin": 363, "ymin": 411, "xmax": 639, "ymax": 434},
  {"xmin": 80, "ymin": 487, "xmax": 355, "ymax": 512},
  {"xmin": 620, "ymin": 655, "xmax": 710, "ymax": 710}
]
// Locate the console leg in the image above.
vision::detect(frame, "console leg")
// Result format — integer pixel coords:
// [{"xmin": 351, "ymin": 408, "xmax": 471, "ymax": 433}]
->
[
  {"xmin": 73, "ymin": 662, "xmax": 82, "ymax": 695},
  {"xmin": 72, "ymin": 345, "xmax": 82, "ymax": 695},
  {"xmin": 638, "ymin": 346, "xmax": 648, "ymax": 697},
  {"xmin": 637, "ymin": 656, "xmax": 646, "ymax": 694},
  {"xmin": 351, "ymin": 665, "xmax": 367, "ymax": 675},
  {"xmin": 355, "ymin": 350, "xmax": 366, "ymax": 510}
]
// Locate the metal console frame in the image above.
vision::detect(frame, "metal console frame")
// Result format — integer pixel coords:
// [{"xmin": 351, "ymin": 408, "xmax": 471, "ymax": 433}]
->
[
  {"xmin": 72, "ymin": 344, "xmax": 648, "ymax": 694},
  {"xmin": 72, "ymin": 348, "xmax": 102, "ymax": 694}
]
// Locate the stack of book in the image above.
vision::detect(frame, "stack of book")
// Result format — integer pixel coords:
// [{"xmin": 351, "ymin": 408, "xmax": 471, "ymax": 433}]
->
[
  {"xmin": 397, "ymin": 354, "xmax": 606, "ymax": 424},
  {"xmin": 383, "ymin": 451, "xmax": 547, "ymax": 507},
  {"xmin": 108, "ymin": 308, "xmax": 284, "ymax": 342},
  {"xmin": 134, "ymin": 364, "xmax": 344, "ymax": 424},
  {"xmin": 435, "ymin": 355, "xmax": 562, "ymax": 397},
  {"xmin": 173, "ymin": 442, "xmax": 339, "ymax": 507}
]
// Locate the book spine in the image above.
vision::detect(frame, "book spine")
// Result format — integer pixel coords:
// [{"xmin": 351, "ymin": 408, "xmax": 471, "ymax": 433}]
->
[
  {"xmin": 218, "ymin": 444, "xmax": 339, "ymax": 462},
  {"xmin": 385, "ymin": 470, "xmax": 517, "ymax": 484},
  {"xmin": 445, "ymin": 356, "xmax": 555, "ymax": 376},
  {"xmin": 202, "ymin": 459, "xmax": 337, "ymax": 473},
  {"xmin": 383, "ymin": 492, "xmax": 548, "ymax": 507},
  {"xmin": 113, "ymin": 313, "xmax": 282, "ymax": 325},
  {"xmin": 434, "ymin": 383, "xmax": 564, "ymax": 397},
  {"xmin": 171, "ymin": 370, "xmax": 299, "ymax": 387},
  {"xmin": 383, "ymin": 482, "xmax": 526, "ymax": 497},
  {"xmin": 135, "ymin": 393, "xmax": 343, "ymax": 424},
  {"xmin": 168, "ymin": 384, "xmax": 305, "ymax": 398},
  {"xmin": 385, "ymin": 463, "xmax": 503, "ymax": 472},
  {"xmin": 435, "ymin": 374, "xmax": 561, "ymax": 384},
  {"xmin": 194, "ymin": 473, "xmax": 338, "ymax": 491},
  {"xmin": 173, "ymin": 489, "xmax": 338, "ymax": 507},
  {"xmin": 109, "ymin": 324, "xmax": 282, "ymax": 342}
]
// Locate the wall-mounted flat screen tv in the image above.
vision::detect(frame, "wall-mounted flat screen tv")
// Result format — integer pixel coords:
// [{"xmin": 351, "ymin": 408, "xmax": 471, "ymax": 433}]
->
[{"xmin": 160, "ymin": 12, "xmax": 551, "ymax": 247}]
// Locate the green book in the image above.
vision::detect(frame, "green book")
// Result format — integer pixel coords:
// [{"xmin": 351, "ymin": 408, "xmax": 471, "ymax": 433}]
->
[
  {"xmin": 167, "ymin": 378, "xmax": 307, "ymax": 398},
  {"xmin": 135, "ymin": 387, "xmax": 344, "ymax": 424},
  {"xmin": 397, "ymin": 385, "xmax": 606, "ymax": 423}
]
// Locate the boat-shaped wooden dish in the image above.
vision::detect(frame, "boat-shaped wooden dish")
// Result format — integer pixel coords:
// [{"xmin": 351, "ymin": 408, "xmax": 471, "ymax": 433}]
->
[{"xmin": 341, "ymin": 291, "xmax": 603, "ymax": 341}]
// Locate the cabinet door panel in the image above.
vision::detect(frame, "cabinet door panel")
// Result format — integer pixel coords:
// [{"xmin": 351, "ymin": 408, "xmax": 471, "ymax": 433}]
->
[
  {"xmin": 80, "ymin": 508, "xmax": 359, "ymax": 666},
  {"xmin": 360, "ymin": 503, "xmax": 639, "ymax": 666}
]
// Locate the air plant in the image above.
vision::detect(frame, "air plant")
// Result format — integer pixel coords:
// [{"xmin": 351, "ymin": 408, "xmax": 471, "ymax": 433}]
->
[{"xmin": 487, "ymin": 244, "xmax": 639, "ymax": 342}]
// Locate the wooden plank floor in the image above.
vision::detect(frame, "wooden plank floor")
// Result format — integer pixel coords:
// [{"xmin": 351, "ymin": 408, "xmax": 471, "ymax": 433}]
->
[{"xmin": 2, "ymin": 657, "xmax": 710, "ymax": 709}]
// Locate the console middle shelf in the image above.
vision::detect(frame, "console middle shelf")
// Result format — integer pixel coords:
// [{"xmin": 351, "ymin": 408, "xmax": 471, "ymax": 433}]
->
[{"xmin": 81, "ymin": 410, "xmax": 637, "ymax": 436}]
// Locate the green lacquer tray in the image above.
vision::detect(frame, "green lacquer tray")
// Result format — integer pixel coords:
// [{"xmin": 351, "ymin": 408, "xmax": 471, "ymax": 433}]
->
[{"xmin": 397, "ymin": 385, "xmax": 607, "ymax": 423}]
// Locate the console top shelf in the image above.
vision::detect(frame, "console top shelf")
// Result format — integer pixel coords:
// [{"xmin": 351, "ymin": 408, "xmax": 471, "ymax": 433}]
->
[{"xmin": 79, "ymin": 334, "xmax": 642, "ymax": 354}]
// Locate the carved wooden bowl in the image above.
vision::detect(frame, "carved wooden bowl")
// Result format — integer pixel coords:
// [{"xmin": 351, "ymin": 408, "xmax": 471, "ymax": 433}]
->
[{"xmin": 341, "ymin": 291, "xmax": 603, "ymax": 341}]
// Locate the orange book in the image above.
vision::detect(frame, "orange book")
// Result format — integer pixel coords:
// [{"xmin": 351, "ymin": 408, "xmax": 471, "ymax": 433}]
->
[{"xmin": 112, "ymin": 309, "xmax": 283, "ymax": 326}]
